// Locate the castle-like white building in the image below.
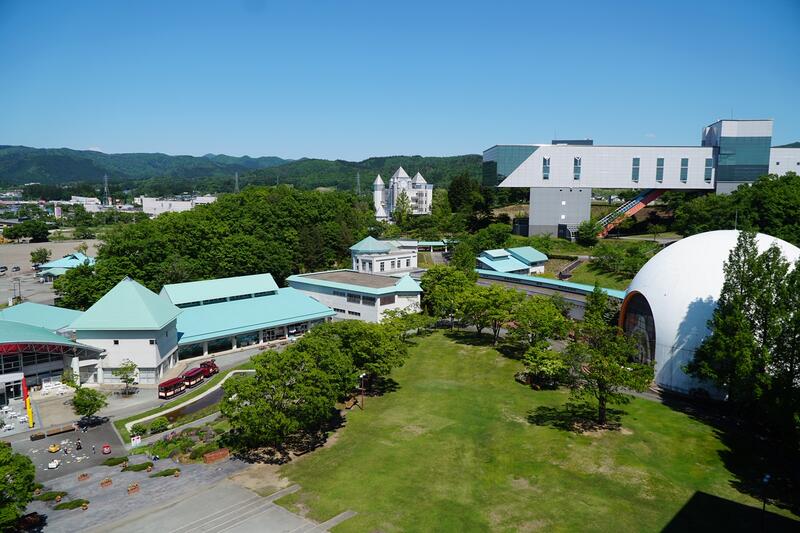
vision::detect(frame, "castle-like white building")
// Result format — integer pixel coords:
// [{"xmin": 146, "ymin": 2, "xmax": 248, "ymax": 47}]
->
[{"xmin": 373, "ymin": 167, "xmax": 433, "ymax": 222}]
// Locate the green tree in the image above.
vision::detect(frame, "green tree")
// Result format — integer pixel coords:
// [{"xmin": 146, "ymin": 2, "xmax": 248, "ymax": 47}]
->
[
  {"xmin": 508, "ymin": 295, "xmax": 570, "ymax": 349},
  {"xmin": 72, "ymin": 387, "xmax": 108, "ymax": 418},
  {"xmin": 393, "ymin": 190, "xmax": 412, "ymax": 228},
  {"xmin": 30, "ymin": 247, "xmax": 51, "ymax": 265},
  {"xmin": 447, "ymin": 173, "xmax": 482, "ymax": 213},
  {"xmin": 457, "ymin": 285, "xmax": 492, "ymax": 335},
  {"xmin": 61, "ymin": 367, "xmax": 78, "ymax": 389},
  {"xmin": 383, "ymin": 309, "xmax": 435, "ymax": 340},
  {"xmin": 648, "ymin": 223, "xmax": 666, "ymax": 241},
  {"xmin": 523, "ymin": 343, "xmax": 568, "ymax": 389},
  {"xmin": 75, "ymin": 241, "xmax": 89, "ymax": 255},
  {"xmin": 148, "ymin": 416, "xmax": 169, "ymax": 434},
  {"xmin": 483, "ymin": 284, "xmax": 523, "ymax": 344},
  {"xmin": 575, "ymin": 220, "xmax": 599, "ymax": 246},
  {"xmin": 221, "ymin": 349, "xmax": 337, "ymax": 450},
  {"xmin": 130, "ymin": 423, "xmax": 148, "ymax": 437},
  {"xmin": 420, "ymin": 266, "xmax": 472, "ymax": 327},
  {"xmin": 312, "ymin": 321, "xmax": 408, "ymax": 380},
  {"xmin": 0, "ymin": 445, "xmax": 36, "ymax": 528},
  {"xmin": 292, "ymin": 332, "xmax": 357, "ymax": 400},
  {"xmin": 112, "ymin": 359, "xmax": 139, "ymax": 395}
]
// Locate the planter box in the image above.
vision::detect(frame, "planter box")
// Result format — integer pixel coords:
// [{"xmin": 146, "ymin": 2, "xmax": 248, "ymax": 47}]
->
[
  {"xmin": 100, "ymin": 479, "xmax": 112, "ymax": 488},
  {"xmin": 78, "ymin": 473, "xmax": 90, "ymax": 481},
  {"xmin": 30, "ymin": 432, "xmax": 45, "ymax": 441},
  {"xmin": 202, "ymin": 448, "xmax": 230, "ymax": 464},
  {"xmin": 127, "ymin": 485, "xmax": 140, "ymax": 495}
]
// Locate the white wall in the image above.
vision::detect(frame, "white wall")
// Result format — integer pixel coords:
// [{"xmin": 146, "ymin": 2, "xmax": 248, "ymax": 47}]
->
[
  {"xmin": 289, "ymin": 284, "xmax": 420, "ymax": 323},
  {"xmin": 499, "ymin": 145, "xmax": 715, "ymax": 190},
  {"xmin": 352, "ymin": 251, "xmax": 418, "ymax": 273},
  {"xmin": 769, "ymin": 148, "xmax": 800, "ymax": 174}
]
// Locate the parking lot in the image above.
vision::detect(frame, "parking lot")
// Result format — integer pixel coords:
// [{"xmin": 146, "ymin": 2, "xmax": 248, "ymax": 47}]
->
[
  {"xmin": 9, "ymin": 418, "xmax": 123, "ymax": 482},
  {"xmin": 0, "ymin": 239, "xmax": 101, "ymax": 304}
]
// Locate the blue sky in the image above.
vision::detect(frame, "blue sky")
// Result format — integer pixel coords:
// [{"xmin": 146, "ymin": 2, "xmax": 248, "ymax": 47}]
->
[{"xmin": 1, "ymin": 0, "xmax": 798, "ymax": 160}]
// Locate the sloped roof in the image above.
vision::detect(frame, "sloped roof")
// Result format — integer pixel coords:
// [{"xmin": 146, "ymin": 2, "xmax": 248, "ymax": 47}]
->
[
  {"xmin": 349, "ymin": 236, "xmax": 392, "ymax": 253},
  {"xmin": 375, "ymin": 204, "xmax": 388, "ymax": 218},
  {"xmin": 483, "ymin": 249, "xmax": 510, "ymax": 259},
  {"xmin": 70, "ymin": 277, "xmax": 181, "ymax": 331},
  {"xmin": 392, "ymin": 167, "xmax": 410, "ymax": 179},
  {"xmin": 507, "ymin": 246, "xmax": 548, "ymax": 264},
  {"xmin": 373, "ymin": 174, "xmax": 384, "ymax": 185},
  {"xmin": 477, "ymin": 254, "xmax": 529, "ymax": 273},
  {"xmin": 0, "ymin": 302, "xmax": 82, "ymax": 331},
  {"xmin": 160, "ymin": 273, "xmax": 279, "ymax": 306},
  {"xmin": 40, "ymin": 252, "xmax": 95, "ymax": 270},
  {"xmin": 38, "ymin": 267, "xmax": 69, "ymax": 278},
  {"xmin": 0, "ymin": 319, "xmax": 84, "ymax": 347},
  {"xmin": 176, "ymin": 287, "xmax": 334, "ymax": 345},
  {"xmin": 412, "ymin": 172, "xmax": 426, "ymax": 183}
]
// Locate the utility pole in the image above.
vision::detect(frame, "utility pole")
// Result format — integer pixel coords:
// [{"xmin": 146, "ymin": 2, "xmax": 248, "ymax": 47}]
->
[
  {"xmin": 103, "ymin": 174, "xmax": 111, "ymax": 206},
  {"xmin": 234, "ymin": 172, "xmax": 240, "ymax": 193},
  {"xmin": 356, "ymin": 171, "xmax": 361, "ymax": 195}
]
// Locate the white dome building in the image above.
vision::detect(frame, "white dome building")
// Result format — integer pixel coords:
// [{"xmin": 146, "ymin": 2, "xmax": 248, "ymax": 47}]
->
[{"xmin": 620, "ymin": 230, "xmax": 800, "ymax": 395}]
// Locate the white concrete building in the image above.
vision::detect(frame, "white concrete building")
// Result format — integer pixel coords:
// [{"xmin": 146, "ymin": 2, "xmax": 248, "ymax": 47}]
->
[
  {"xmin": 349, "ymin": 236, "xmax": 419, "ymax": 274},
  {"xmin": 374, "ymin": 167, "xmax": 433, "ymax": 222},
  {"xmin": 138, "ymin": 195, "xmax": 217, "ymax": 217},
  {"xmin": 287, "ymin": 270, "xmax": 423, "ymax": 323}
]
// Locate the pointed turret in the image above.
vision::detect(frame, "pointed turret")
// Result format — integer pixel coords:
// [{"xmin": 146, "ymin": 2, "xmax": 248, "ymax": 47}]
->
[
  {"xmin": 373, "ymin": 174, "xmax": 384, "ymax": 187},
  {"xmin": 392, "ymin": 167, "xmax": 410, "ymax": 179},
  {"xmin": 412, "ymin": 172, "xmax": 426, "ymax": 184}
]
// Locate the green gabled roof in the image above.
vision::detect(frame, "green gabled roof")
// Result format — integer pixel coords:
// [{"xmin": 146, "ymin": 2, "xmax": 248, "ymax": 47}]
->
[
  {"xmin": 0, "ymin": 302, "xmax": 82, "ymax": 331},
  {"xmin": 507, "ymin": 246, "xmax": 548, "ymax": 264},
  {"xmin": 70, "ymin": 277, "xmax": 181, "ymax": 331},
  {"xmin": 0, "ymin": 319, "xmax": 83, "ymax": 346},
  {"xmin": 160, "ymin": 273, "xmax": 279, "ymax": 306},
  {"xmin": 349, "ymin": 236, "xmax": 392, "ymax": 253},
  {"xmin": 477, "ymin": 254, "xmax": 529, "ymax": 273}
]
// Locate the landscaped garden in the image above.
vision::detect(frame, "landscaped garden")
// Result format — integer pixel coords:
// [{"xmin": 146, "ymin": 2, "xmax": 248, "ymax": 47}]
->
[{"xmin": 276, "ymin": 331, "xmax": 798, "ymax": 531}]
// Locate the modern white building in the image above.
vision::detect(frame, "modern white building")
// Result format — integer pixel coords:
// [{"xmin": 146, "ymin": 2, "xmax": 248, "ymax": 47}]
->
[
  {"xmin": 620, "ymin": 230, "xmax": 800, "ymax": 395},
  {"xmin": 138, "ymin": 195, "xmax": 217, "ymax": 217},
  {"xmin": 349, "ymin": 236, "xmax": 419, "ymax": 274},
  {"xmin": 374, "ymin": 167, "xmax": 433, "ymax": 222},
  {"xmin": 484, "ymin": 119, "xmax": 800, "ymax": 236},
  {"xmin": 287, "ymin": 270, "xmax": 423, "ymax": 323},
  {"xmin": 477, "ymin": 246, "xmax": 548, "ymax": 275}
]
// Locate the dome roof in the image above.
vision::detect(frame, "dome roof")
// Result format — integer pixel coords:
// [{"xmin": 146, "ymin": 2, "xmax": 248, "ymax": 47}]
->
[{"xmin": 624, "ymin": 230, "xmax": 800, "ymax": 393}]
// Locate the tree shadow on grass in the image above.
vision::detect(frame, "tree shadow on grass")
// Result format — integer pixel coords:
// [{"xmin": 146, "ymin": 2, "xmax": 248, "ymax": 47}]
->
[
  {"xmin": 443, "ymin": 330, "xmax": 524, "ymax": 360},
  {"xmin": 370, "ymin": 376, "xmax": 400, "ymax": 396},
  {"xmin": 527, "ymin": 401, "xmax": 625, "ymax": 433},
  {"xmin": 659, "ymin": 393, "xmax": 800, "ymax": 518}
]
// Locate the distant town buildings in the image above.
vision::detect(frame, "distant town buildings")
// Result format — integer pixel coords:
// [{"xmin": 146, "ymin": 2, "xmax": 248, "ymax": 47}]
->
[
  {"xmin": 373, "ymin": 167, "xmax": 433, "ymax": 222},
  {"xmin": 137, "ymin": 195, "xmax": 217, "ymax": 217}
]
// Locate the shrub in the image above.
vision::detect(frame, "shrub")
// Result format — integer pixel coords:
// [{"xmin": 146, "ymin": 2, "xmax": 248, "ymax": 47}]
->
[
  {"xmin": 130, "ymin": 423, "xmax": 147, "ymax": 437},
  {"xmin": 33, "ymin": 491, "xmax": 67, "ymax": 501},
  {"xmin": 102, "ymin": 456, "xmax": 129, "ymax": 466},
  {"xmin": 189, "ymin": 442, "xmax": 219, "ymax": 460},
  {"xmin": 54, "ymin": 499, "xmax": 89, "ymax": 510},
  {"xmin": 149, "ymin": 467, "xmax": 181, "ymax": 478},
  {"xmin": 121, "ymin": 461, "xmax": 153, "ymax": 472},
  {"xmin": 148, "ymin": 417, "xmax": 169, "ymax": 434}
]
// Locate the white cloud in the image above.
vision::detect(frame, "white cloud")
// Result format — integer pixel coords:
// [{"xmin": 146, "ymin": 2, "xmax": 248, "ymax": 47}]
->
[
  {"xmin": 644, "ymin": 133, "xmax": 656, "ymax": 139},
  {"xmin": 86, "ymin": 146, "xmax": 103, "ymax": 152}
]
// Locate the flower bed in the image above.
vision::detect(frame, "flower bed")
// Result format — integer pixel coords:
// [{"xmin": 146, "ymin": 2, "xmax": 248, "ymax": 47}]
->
[
  {"xmin": 121, "ymin": 461, "xmax": 153, "ymax": 472},
  {"xmin": 54, "ymin": 499, "xmax": 89, "ymax": 511},
  {"xmin": 149, "ymin": 467, "xmax": 181, "ymax": 478},
  {"xmin": 33, "ymin": 491, "xmax": 67, "ymax": 502},
  {"xmin": 102, "ymin": 456, "xmax": 129, "ymax": 467}
]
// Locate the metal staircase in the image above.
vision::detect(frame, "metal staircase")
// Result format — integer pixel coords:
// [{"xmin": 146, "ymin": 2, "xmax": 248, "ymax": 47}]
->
[{"xmin": 597, "ymin": 189, "xmax": 664, "ymax": 237}]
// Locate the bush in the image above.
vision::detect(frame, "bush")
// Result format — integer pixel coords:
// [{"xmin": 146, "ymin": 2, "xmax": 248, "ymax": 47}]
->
[
  {"xmin": 148, "ymin": 416, "xmax": 169, "ymax": 434},
  {"xmin": 575, "ymin": 220, "xmax": 599, "ymax": 246},
  {"xmin": 130, "ymin": 423, "xmax": 147, "ymax": 437},
  {"xmin": 121, "ymin": 461, "xmax": 153, "ymax": 472},
  {"xmin": 33, "ymin": 491, "xmax": 67, "ymax": 501},
  {"xmin": 189, "ymin": 442, "xmax": 219, "ymax": 460},
  {"xmin": 54, "ymin": 499, "xmax": 89, "ymax": 510},
  {"xmin": 149, "ymin": 467, "xmax": 181, "ymax": 478},
  {"xmin": 102, "ymin": 456, "xmax": 128, "ymax": 466}
]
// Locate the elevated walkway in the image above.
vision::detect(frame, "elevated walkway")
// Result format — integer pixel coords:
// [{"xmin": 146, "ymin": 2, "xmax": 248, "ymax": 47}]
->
[{"xmin": 597, "ymin": 189, "xmax": 664, "ymax": 237}]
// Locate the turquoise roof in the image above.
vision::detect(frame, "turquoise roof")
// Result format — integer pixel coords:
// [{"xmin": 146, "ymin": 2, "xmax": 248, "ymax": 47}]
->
[
  {"xmin": 176, "ymin": 287, "xmax": 334, "ymax": 345},
  {"xmin": 475, "ymin": 269, "xmax": 626, "ymax": 300},
  {"xmin": 418, "ymin": 240, "xmax": 446, "ymax": 247},
  {"xmin": 0, "ymin": 319, "xmax": 84, "ymax": 347},
  {"xmin": 40, "ymin": 252, "xmax": 95, "ymax": 270},
  {"xmin": 160, "ymin": 273, "xmax": 279, "ymax": 306},
  {"xmin": 483, "ymin": 249, "xmax": 510, "ymax": 259},
  {"xmin": 477, "ymin": 254, "xmax": 529, "ymax": 273},
  {"xmin": 70, "ymin": 277, "xmax": 181, "ymax": 331},
  {"xmin": 0, "ymin": 302, "xmax": 82, "ymax": 331},
  {"xmin": 287, "ymin": 271, "xmax": 423, "ymax": 296},
  {"xmin": 349, "ymin": 236, "xmax": 392, "ymax": 253},
  {"xmin": 507, "ymin": 246, "xmax": 548, "ymax": 264},
  {"xmin": 39, "ymin": 267, "xmax": 69, "ymax": 277}
]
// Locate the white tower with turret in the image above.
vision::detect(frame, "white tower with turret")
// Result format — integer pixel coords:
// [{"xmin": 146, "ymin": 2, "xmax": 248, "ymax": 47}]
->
[
  {"xmin": 373, "ymin": 167, "xmax": 432, "ymax": 222},
  {"xmin": 373, "ymin": 174, "xmax": 388, "ymax": 221}
]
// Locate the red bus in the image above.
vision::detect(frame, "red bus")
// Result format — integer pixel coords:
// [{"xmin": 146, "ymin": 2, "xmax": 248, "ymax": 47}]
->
[
  {"xmin": 158, "ymin": 377, "xmax": 186, "ymax": 399},
  {"xmin": 182, "ymin": 367, "xmax": 205, "ymax": 388}
]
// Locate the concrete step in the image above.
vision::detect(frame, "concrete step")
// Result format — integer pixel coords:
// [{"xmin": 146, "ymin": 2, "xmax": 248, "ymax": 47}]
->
[{"xmin": 168, "ymin": 494, "xmax": 261, "ymax": 533}]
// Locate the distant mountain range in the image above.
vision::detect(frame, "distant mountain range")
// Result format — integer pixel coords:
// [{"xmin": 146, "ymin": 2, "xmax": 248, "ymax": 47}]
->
[
  {"xmin": 0, "ymin": 145, "xmax": 290, "ymax": 185},
  {"xmin": 0, "ymin": 145, "xmax": 483, "ymax": 190}
]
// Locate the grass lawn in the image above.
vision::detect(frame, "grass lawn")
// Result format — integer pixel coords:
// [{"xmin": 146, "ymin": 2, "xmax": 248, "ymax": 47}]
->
[
  {"xmin": 277, "ymin": 332, "xmax": 797, "ymax": 531},
  {"xmin": 566, "ymin": 261, "xmax": 633, "ymax": 291}
]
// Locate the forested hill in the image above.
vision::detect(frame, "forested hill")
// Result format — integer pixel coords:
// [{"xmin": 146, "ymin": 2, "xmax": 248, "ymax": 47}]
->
[
  {"xmin": 243, "ymin": 155, "xmax": 482, "ymax": 190},
  {"xmin": 0, "ymin": 145, "xmax": 483, "ymax": 192},
  {"xmin": 0, "ymin": 145, "xmax": 289, "ymax": 185}
]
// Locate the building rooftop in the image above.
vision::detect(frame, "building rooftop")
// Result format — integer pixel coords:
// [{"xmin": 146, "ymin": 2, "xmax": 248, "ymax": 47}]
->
[
  {"xmin": 160, "ymin": 273, "xmax": 279, "ymax": 306},
  {"xmin": 0, "ymin": 319, "xmax": 84, "ymax": 347},
  {"xmin": 0, "ymin": 302, "xmax": 82, "ymax": 331},
  {"xmin": 476, "ymin": 269, "xmax": 626, "ymax": 300},
  {"xmin": 288, "ymin": 270, "xmax": 422, "ymax": 296},
  {"xmin": 176, "ymin": 287, "xmax": 334, "ymax": 345},
  {"xmin": 349, "ymin": 236, "xmax": 393, "ymax": 253},
  {"xmin": 40, "ymin": 252, "xmax": 95, "ymax": 270},
  {"xmin": 483, "ymin": 249, "xmax": 511, "ymax": 259},
  {"xmin": 507, "ymin": 246, "xmax": 548, "ymax": 264},
  {"xmin": 477, "ymin": 254, "xmax": 529, "ymax": 273},
  {"xmin": 70, "ymin": 277, "xmax": 182, "ymax": 331}
]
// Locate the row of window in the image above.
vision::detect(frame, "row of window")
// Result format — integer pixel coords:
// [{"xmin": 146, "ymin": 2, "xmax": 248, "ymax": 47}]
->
[
  {"xmin": 357, "ymin": 258, "xmax": 412, "ymax": 273},
  {"xmin": 542, "ymin": 156, "xmax": 714, "ymax": 183},
  {"xmin": 333, "ymin": 293, "xmax": 396, "ymax": 307}
]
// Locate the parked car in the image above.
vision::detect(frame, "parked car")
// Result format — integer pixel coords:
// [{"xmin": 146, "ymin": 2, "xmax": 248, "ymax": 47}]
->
[
  {"xmin": 47, "ymin": 443, "xmax": 61, "ymax": 453},
  {"xmin": 47, "ymin": 459, "xmax": 61, "ymax": 469},
  {"xmin": 0, "ymin": 266, "xmax": 7, "ymax": 272},
  {"xmin": 11, "ymin": 266, "xmax": 20, "ymax": 272}
]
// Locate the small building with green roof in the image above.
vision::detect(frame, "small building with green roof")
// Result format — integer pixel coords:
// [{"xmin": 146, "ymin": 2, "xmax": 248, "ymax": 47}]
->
[
  {"xmin": 349, "ymin": 236, "xmax": 419, "ymax": 275},
  {"xmin": 287, "ymin": 269, "xmax": 422, "ymax": 323},
  {"xmin": 70, "ymin": 277, "xmax": 182, "ymax": 384},
  {"xmin": 477, "ymin": 246, "xmax": 548, "ymax": 275}
]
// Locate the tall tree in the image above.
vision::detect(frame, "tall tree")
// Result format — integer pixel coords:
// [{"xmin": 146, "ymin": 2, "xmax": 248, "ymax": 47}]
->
[
  {"xmin": 0, "ymin": 445, "xmax": 36, "ymax": 528},
  {"xmin": 72, "ymin": 387, "xmax": 109, "ymax": 418},
  {"xmin": 393, "ymin": 190, "xmax": 412, "ymax": 228},
  {"xmin": 30, "ymin": 247, "xmax": 51, "ymax": 265},
  {"xmin": 420, "ymin": 266, "xmax": 472, "ymax": 327},
  {"xmin": 112, "ymin": 359, "xmax": 139, "ymax": 395},
  {"xmin": 508, "ymin": 295, "xmax": 570, "ymax": 349}
]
